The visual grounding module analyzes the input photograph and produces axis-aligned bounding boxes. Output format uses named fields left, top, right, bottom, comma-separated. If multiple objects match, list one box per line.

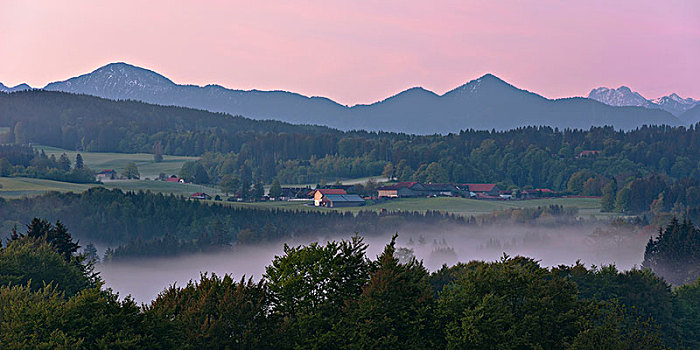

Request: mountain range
left=1, top=62, right=693, bottom=133
left=588, top=86, right=699, bottom=122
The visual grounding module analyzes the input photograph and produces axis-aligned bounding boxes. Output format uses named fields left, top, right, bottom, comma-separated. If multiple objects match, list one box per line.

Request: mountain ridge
left=19, top=62, right=685, bottom=133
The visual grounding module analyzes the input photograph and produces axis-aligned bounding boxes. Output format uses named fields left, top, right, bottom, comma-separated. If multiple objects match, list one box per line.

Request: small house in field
left=313, top=189, right=347, bottom=206
left=464, top=184, right=501, bottom=197
left=96, top=169, right=117, bottom=181
left=319, top=194, right=365, bottom=208
left=191, top=192, right=211, bottom=200
left=377, top=182, right=425, bottom=198
left=166, top=175, right=184, bottom=183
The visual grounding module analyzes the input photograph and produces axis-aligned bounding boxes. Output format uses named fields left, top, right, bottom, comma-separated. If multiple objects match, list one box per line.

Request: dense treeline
left=643, top=218, right=700, bottom=285
left=1, top=223, right=698, bottom=349
left=0, top=144, right=95, bottom=183
left=0, top=187, right=468, bottom=259
left=194, top=124, right=700, bottom=187
left=603, top=175, right=700, bottom=222
left=3, top=90, right=700, bottom=189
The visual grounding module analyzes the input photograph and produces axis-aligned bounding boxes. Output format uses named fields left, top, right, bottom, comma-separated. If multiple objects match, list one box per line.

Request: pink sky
left=1, top=0, right=698, bottom=105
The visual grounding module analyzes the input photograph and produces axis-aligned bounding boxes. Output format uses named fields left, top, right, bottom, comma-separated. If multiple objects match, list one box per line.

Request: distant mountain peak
left=44, top=61, right=176, bottom=98
left=589, top=86, right=698, bottom=118
left=86, top=61, right=175, bottom=85
left=588, top=86, right=651, bottom=108
left=445, top=73, right=511, bottom=96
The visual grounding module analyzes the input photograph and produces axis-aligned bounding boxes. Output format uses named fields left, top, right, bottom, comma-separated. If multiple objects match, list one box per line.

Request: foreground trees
left=643, top=218, right=700, bottom=285
left=2, top=218, right=699, bottom=348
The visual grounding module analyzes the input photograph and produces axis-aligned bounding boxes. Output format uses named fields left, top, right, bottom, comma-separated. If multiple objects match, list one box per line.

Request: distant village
left=96, top=167, right=562, bottom=208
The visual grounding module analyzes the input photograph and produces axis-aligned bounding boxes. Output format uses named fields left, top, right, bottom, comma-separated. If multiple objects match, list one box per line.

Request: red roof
left=97, top=169, right=116, bottom=175
left=466, top=184, right=497, bottom=192
left=315, top=189, right=347, bottom=195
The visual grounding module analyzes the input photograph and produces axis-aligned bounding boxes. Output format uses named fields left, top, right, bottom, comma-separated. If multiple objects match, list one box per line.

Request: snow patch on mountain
left=589, top=86, right=699, bottom=119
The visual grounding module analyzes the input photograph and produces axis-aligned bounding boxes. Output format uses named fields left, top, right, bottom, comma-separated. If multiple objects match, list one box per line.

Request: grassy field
left=0, top=177, right=222, bottom=198
left=37, top=146, right=197, bottom=179
left=218, top=196, right=607, bottom=218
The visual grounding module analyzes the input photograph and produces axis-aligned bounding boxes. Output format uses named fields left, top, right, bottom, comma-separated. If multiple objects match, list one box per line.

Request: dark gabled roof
left=322, top=194, right=365, bottom=202
left=97, top=169, right=116, bottom=174
left=378, top=182, right=420, bottom=190
left=421, top=183, right=457, bottom=191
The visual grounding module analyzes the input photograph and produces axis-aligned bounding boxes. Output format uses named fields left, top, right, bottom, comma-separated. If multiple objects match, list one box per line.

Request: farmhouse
left=319, top=194, right=365, bottom=208
left=166, top=175, right=184, bottom=183
left=190, top=192, right=211, bottom=200
left=377, top=182, right=425, bottom=198
left=96, top=169, right=117, bottom=181
left=313, top=189, right=348, bottom=206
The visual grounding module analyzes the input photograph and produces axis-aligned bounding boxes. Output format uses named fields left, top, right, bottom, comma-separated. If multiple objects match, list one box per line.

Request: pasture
left=37, top=145, right=196, bottom=179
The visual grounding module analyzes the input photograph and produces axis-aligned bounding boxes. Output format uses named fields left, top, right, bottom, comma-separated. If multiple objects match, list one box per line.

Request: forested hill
left=0, top=90, right=336, bottom=154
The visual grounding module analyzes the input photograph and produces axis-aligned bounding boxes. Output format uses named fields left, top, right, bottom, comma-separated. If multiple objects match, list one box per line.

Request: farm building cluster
left=263, top=182, right=556, bottom=208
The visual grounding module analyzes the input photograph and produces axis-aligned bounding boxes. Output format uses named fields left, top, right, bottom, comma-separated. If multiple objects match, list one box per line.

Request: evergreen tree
left=58, top=153, right=72, bottom=172
left=643, top=218, right=700, bottom=285
left=75, top=153, right=84, bottom=169
left=253, top=181, right=265, bottom=200
left=342, top=234, right=439, bottom=349
left=268, top=178, right=282, bottom=198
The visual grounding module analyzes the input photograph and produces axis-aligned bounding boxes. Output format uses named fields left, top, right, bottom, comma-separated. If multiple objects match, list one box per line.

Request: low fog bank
left=99, top=223, right=650, bottom=304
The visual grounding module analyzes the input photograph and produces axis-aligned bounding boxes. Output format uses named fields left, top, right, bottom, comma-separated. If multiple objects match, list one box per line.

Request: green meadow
left=37, top=145, right=197, bottom=179
left=0, top=177, right=222, bottom=199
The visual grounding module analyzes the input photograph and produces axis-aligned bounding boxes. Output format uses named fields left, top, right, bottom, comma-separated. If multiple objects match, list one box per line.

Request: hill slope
left=0, top=90, right=336, bottom=154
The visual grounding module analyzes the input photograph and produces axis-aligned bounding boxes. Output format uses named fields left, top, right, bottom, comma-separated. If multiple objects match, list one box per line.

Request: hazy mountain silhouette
left=42, top=62, right=682, bottom=133
left=0, top=82, right=32, bottom=93
left=680, top=104, right=700, bottom=125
